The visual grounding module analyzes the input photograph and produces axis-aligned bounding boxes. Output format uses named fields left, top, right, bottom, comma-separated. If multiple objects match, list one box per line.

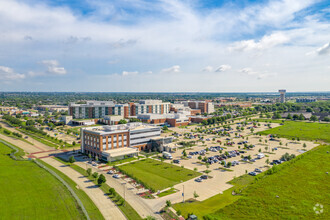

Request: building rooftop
left=102, top=147, right=138, bottom=157
left=82, top=122, right=158, bottom=135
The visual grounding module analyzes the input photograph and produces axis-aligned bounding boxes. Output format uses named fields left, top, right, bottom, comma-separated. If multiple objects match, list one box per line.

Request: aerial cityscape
left=0, top=0, right=329, bottom=220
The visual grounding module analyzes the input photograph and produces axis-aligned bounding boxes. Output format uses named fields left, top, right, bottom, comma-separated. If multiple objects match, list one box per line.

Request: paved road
left=43, top=157, right=126, bottom=220
left=0, top=120, right=53, bottom=152
left=76, top=162, right=162, bottom=219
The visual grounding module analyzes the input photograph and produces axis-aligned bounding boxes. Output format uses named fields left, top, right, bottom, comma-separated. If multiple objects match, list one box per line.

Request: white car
left=107, top=170, right=114, bottom=174
left=113, top=174, right=120, bottom=179
left=255, top=168, right=262, bottom=173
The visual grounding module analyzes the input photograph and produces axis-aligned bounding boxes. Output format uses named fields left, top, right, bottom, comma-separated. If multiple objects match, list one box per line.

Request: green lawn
left=205, top=144, right=330, bottom=219
left=0, top=143, right=85, bottom=219
left=173, top=175, right=255, bottom=218
left=259, top=121, right=330, bottom=143
left=54, top=157, right=142, bottom=220
left=118, top=159, right=200, bottom=191
left=37, top=159, right=104, bottom=220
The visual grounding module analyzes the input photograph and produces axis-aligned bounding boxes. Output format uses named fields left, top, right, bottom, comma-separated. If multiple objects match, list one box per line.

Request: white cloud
left=316, top=42, right=330, bottom=55
left=215, top=65, right=231, bottom=72
left=239, top=67, right=276, bottom=79
left=229, top=33, right=289, bottom=52
left=122, top=71, right=138, bottom=76
left=202, top=66, right=213, bottom=72
left=108, top=59, right=120, bottom=64
left=0, top=66, right=25, bottom=80
left=161, top=65, right=180, bottom=73
left=239, top=68, right=258, bottom=75
left=40, top=60, right=67, bottom=75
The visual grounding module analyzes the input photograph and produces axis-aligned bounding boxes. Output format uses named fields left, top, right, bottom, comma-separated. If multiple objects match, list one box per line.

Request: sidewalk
left=76, top=161, right=161, bottom=219
left=42, top=157, right=126, bottom=220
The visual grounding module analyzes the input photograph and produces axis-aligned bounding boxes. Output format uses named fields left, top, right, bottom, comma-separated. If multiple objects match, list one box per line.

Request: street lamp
left=122, top=182, right=127, bottom=206
left=180, top=180, right=184, bottom=203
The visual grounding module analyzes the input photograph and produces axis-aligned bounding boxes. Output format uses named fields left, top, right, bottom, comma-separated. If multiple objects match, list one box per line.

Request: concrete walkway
left=42, top=157, right=126, bottom=220
left=76, top=161, right=161, bottom=219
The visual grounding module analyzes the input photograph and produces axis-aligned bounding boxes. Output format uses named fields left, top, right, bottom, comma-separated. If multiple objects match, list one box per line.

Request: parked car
left=173, top=159, right=180, bottom=164
left=195, top=178, right=202, bottom=182
left=107, top=170, right=114, bottom=174
left=255, top=168, right=262, bottom=173
left=249, top=172, right=257, bottom=176
left=201, top=175, right=208, bottom=179
left=112, top=174, right=120, bottom=179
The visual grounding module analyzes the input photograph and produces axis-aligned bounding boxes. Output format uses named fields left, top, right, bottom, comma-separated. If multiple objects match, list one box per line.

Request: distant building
left=175, top=100, right=215, bottom=114
left=296, top=98, right=317, bottom=103
left=80, top=122, right=162, bottom=160
left=69, top=100, right=170, bottom=119
left=278, top=90, right=286, bottom=103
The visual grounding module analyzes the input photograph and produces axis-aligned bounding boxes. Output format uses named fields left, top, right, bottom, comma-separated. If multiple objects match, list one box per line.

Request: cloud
left=161, top=65, right=180, bottom=73
left=239, top=67, right=276, bottom=79
left=108, top=59, right=120, bottom=64
left=122, top=71, right=138, bottom=76
left=229, top=33, right=289, bottom=52
left=202, top=66, right=213, bottom=72
left=110, top=39, right=137, bottom=49
left=0, top=66, right=25, bottom=80
left=316, top=42, right=330, bottom=55
left=215, top=65, right=231, bottom=72
left=40, top=60, right=67, bottom=75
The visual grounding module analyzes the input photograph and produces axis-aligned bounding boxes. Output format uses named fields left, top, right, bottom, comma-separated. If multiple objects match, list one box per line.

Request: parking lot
left=158, top=122, right=318, bottom=202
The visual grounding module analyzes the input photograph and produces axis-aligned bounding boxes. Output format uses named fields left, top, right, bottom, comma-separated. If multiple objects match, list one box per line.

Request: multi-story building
left=69, top=100, right=170, bottom=119
left=176, top=100, right=215, bottom=114
left=129, top=100, right=170, bottom=116
left=81, top=122, right=161, bottom=161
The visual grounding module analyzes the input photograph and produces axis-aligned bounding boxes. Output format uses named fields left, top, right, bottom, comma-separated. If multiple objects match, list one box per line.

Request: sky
left=0, top=0, right=329, bottom=92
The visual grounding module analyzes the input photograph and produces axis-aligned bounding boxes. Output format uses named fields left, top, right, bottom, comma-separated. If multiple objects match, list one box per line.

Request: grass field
left=258, top=121, right=330, bottom=143
left=37, top=159, right=104, bottom=220
left=173, top=175, right=255, bottom=218
left=0, top=143, right=85, bottom=219
left=118, top=159, right=200, bottom=191
left=204, top=144, right=330, bottom=219
left=54, top=157, right=142, bottom=220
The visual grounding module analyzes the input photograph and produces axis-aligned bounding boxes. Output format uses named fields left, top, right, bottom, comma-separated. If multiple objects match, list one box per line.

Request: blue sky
left=0, top=0, right=329, bottom=92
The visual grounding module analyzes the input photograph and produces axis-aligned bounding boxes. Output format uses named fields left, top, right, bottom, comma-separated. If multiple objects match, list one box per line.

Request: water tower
left=278, top=90, right=286, bottom=103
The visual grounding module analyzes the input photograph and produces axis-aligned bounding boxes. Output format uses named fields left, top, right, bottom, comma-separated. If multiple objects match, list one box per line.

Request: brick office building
left=81, top=123, right=161, bottom=161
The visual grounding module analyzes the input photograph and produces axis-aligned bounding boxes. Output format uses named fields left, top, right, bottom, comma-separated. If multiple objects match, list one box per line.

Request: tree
left=183, top=149, right=187, bottom=157
left=176, top=210, right=182, bottom=216
left=193, top=191, right=199, bottom=199
left=194, top=167, right=197, bottom=172
left=69, top=156, right=75, bottom=164
left=258, top=149, right=261, bottom=153
left=303, top=143, right=307, bottom=148
left=109, top=187, right=116, bottom=195
left=98, top=174, right=106, bottom=185
left=162, top=125, right=169, bottom=131
left=266, top=159, right=270, bottom=164
left=250, top=128, right=254, bottom=133
left=86, top=168, right=92, bottom=176
left=227, top=161, right=232, bottom=168
left=118, top=119, right=127, bottom=124
left=166, top=200, right=171, bottom=207
left=92, top=172, right=99, bottom=179
left=72, top=141, right=76, bottom=146
left=310, top=115, right=317, bottom=122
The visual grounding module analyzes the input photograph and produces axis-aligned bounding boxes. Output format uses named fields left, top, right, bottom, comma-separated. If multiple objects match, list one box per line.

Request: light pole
left=181, top=180, right=184, bottom=203
left=122, top=182, right=126, bottom=206
left=183, top=184, right=185, bottom=203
